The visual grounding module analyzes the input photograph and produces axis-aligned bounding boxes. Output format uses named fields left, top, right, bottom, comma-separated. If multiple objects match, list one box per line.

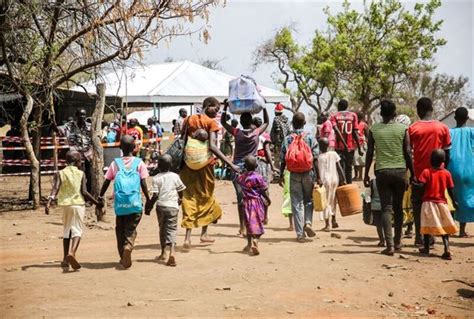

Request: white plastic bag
left=228, top=75, right=265, bottom=114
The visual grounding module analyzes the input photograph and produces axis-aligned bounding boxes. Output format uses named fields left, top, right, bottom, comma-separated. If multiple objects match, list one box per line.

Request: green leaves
left=254, top=0, right=447, bottom=116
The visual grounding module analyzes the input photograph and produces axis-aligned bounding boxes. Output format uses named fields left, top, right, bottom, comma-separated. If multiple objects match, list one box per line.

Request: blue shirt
left=280, top=129, right=319, bottom=169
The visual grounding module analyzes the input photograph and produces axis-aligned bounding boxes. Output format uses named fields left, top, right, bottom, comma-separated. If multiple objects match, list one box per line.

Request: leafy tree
left=323, top=0, right=446, bottom=114
left=253, top=27, right=338, bottom=114
left=199, top=58, right=225, bottom=71
left=401, top=72, right=471, bottom=118
left=0, top=0, right=221, bottom=208
left=254, top=0, right=447, bottom=117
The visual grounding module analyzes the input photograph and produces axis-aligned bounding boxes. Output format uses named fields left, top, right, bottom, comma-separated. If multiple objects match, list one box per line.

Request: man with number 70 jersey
left=330, top=99, right=362, bottom=184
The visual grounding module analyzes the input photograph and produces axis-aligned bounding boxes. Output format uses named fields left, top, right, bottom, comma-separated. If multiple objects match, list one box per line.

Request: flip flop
left=441, top=252, right=452, bottom=260
left=121, top=248, right=132, bottom=268
left=166, top=256, right=177, bottom=267
left=66, top=255, right=81, bottom=270
left=304, top=225, right=316, bottom=238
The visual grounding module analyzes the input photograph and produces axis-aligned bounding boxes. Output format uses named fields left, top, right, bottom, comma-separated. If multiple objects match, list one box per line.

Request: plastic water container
left=336, top=184, right=363, bottom=217
left=313, top=186, right=327, bottom=212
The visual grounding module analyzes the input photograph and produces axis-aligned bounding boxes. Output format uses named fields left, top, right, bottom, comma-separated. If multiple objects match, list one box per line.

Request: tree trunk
left=20, top=95, right=40, bottom=209
left=29, top=105, right=43, bottom=200
left=91, top=83, right=106, bottom=221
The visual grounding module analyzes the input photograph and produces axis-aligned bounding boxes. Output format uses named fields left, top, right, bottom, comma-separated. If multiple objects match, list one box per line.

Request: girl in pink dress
left=236, top=155, right=271, bottom=256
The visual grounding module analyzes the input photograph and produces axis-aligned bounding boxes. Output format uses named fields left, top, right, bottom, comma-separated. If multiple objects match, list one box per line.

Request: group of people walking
left=46, top=95, right=473, bottom=270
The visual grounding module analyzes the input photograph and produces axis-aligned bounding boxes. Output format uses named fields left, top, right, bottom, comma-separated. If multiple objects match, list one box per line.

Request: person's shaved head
left=120, top=134, right=135, bottom=154
left=244, top=155, right=258, bottom=171
left=158, top=154, right=173, bottom=172
left=292, top=112, right=306, bottom=129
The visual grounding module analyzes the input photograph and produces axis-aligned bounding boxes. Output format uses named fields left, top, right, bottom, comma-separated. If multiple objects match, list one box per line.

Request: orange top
left=186, top=114, right=220, bottom=136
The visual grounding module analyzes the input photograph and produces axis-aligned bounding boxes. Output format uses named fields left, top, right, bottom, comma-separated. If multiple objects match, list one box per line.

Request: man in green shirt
left=364, top=100, right=414, bottom=256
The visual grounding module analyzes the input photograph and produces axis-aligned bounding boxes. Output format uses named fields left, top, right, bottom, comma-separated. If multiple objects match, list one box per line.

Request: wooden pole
left=91, top=83, right=106, bottom=221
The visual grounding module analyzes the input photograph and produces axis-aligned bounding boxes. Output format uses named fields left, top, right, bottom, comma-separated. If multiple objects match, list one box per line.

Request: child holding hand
left=418, top=149, right=458, bottom=260
left=236, top=155, right=271, bottom=256
left=45, top=150, right=99, bottom=270
left=145, top=154, right=186, bottom=267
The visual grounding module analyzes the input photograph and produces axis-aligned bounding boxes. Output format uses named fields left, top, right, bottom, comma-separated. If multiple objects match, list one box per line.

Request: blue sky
left=144, top=0, right=473, bottom=97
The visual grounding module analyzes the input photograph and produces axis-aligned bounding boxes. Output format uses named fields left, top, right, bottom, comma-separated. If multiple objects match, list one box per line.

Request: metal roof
left=75, top=61, right=289, bottom=105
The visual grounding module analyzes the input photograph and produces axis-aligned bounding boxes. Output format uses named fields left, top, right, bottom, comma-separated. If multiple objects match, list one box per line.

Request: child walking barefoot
left=316, top=138, right=346, bottom=231
left=236, top=155, right=271, bottom=256
left=145, top=154, right=186, bottom=267
left=45, top=150, right=99, bottom=270
left=418, top=149, right=458, bottom=260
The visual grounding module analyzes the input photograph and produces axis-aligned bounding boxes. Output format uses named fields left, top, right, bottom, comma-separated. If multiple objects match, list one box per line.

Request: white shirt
left=151, top=172, right=186, bottom=209
left=317, top=151, right=341, bottom=184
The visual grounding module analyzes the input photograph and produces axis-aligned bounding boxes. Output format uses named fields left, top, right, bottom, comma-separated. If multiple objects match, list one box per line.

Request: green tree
left=324, top=0, right=446, bottom=114
left=401, top=72, right=471, bottom=118
left=253, top=27, right=339, bottom=114
left=0, top=0, right=221, bottom=208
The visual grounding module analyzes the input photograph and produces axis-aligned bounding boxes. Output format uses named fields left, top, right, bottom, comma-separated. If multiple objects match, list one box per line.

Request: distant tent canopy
left=74, top=60, right=290, bottom=106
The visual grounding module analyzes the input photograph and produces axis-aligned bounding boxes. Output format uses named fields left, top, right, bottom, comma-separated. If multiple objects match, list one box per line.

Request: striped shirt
left=370, top=122, right=406, bottom=171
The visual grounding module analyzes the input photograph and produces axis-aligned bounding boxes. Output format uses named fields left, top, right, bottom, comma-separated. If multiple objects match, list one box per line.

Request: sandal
left=441, top=252, right=452, bottom=260
left=418, top=247, right=430, bottom=255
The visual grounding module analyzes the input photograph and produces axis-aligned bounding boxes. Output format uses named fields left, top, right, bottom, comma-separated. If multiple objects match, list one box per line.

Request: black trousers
left=115, top=213, right=142, bottom=258
left=375, top=168, right=406, bottom=248
left=83, top=158, right=92, bottom=194
left=336, top=150, right=355, bottom=184
left=411, top=182, right=424, bottom=242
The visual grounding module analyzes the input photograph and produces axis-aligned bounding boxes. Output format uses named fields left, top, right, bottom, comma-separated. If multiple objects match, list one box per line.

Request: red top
left=358, top=121, right=368, bottom=144
left=418, top=167, right=454, bottom=204
left=330, top=111, right=359, bottom=151
left=408, top=121, right=451, bottom=179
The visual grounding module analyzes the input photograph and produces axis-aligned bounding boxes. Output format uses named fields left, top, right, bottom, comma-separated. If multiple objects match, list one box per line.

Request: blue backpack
left=113, top=157, right=142, bottom=215
left=106, top=129, right=117, bottom=143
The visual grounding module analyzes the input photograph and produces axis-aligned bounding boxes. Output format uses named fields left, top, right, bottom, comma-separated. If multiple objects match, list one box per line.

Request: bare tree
left=0, top=0, right=222, bottom=208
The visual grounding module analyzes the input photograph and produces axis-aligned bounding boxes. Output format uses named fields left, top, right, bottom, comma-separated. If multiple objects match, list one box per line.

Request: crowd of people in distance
left=45, top=95, right=473, bottom=270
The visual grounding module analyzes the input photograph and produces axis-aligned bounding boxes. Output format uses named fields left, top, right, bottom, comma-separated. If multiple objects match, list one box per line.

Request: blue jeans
left=290, top=171, right=314, bottom=237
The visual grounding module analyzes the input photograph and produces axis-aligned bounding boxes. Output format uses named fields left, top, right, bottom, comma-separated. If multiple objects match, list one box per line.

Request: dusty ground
left=0, top=176, right=473, bottom=318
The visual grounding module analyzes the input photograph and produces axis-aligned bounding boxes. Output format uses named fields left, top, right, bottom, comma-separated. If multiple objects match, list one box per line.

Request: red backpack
left=285, top=133, right=314, bottom=173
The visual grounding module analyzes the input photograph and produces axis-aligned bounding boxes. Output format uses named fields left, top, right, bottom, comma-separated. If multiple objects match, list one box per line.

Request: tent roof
left=75, top=61, right=289, bottom=105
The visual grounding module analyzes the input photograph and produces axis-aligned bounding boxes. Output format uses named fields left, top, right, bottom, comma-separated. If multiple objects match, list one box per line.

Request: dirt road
left=1, top=180, right=472, bottom=317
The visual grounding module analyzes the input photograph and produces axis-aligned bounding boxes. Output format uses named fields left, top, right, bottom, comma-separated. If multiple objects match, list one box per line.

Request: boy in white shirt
left=145, top=154, right=186, bottom=267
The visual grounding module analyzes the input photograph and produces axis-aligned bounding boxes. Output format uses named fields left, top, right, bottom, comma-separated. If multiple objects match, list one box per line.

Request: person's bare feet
left=321, top=226, right=330, bottom=232
left=287, top=226, right=294, bottom=231
left=331, top=221, right=339, bottom=229
left=166, top=255, right=177, bottom=267
left=183, top=240, right=191, bottom=250
left=459, top=232, right=471, bottom=238
left=237, top=229, right=246, bottom=238
left=60, top=259, right=69, bottom=268
left=263, top=217, right=268, bottom=225
left=250, top=240, right=259, bottom=256
left=66, top=254, right=81, bottom=270
left=377, top=241, right=386, bottom=247
left=200, top=235, right=215, bottom=243
left=158, top=252, right=167, bottom=261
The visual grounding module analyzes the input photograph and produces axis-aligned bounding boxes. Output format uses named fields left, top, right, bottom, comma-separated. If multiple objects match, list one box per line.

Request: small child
left=145, top=154, right=186, bottom=267
left=45, top=150, right=99, bottom=270
left=98, top=135, right=150, bottom=269
left=364, top=178, right=386, bottom=247
left=236, top=155, right=271, bottom=256
left=192, top=128, right=209, bottom=142
left=316, top=138, right=346, bottom=231
left=418, top=149, right=458, bottom=260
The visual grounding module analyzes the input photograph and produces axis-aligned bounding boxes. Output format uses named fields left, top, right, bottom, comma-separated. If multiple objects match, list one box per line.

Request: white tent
left=75, top=60, right=289, bottom=105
